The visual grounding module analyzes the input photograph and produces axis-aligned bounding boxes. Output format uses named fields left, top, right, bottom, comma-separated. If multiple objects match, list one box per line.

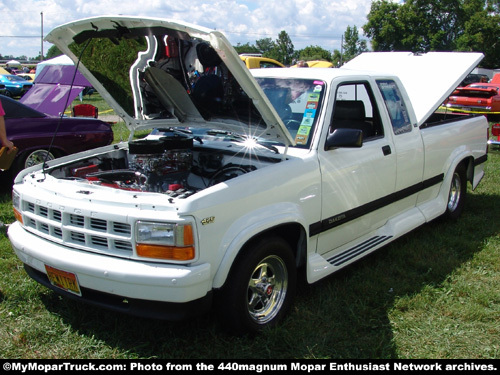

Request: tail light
left=491, top=123, right=500, bottom=138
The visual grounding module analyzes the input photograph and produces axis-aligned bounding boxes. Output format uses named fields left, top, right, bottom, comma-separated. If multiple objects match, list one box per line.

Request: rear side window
left=377, top=80, right=412, bottom=135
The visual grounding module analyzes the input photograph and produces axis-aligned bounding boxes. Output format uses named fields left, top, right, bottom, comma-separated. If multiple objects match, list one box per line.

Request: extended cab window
left=376, top=80, right=412, bottom=135
left=330, top=82, right=383, bottom=140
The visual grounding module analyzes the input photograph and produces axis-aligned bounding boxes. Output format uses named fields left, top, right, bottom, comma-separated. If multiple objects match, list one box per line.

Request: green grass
left=0, top=131, right=499, bottom=359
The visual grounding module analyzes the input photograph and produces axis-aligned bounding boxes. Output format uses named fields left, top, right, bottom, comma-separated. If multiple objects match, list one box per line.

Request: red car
left=1, top=94, right=113, bottom=177
left=446, top=74, right=500, bottom=121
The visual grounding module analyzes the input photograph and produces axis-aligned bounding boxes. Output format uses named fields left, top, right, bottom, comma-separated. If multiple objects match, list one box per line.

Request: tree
left=331, top=25, right=368, bottom=66
left=363, top=0, right=499, bottom=67
left=234, top=42, right=260, bottom=55
left=456, top=1, right=500, bottom=68
left=297, top=45, right=332, bottom=62
left=363, top=0, right=405, bottom=51
left=45, top=45, right=63, bottom=60
left=255, top=37, right=276, bottom=55
left=268, top=30, right=295, bottom=66
left=342, top=26, right=368, bottom=62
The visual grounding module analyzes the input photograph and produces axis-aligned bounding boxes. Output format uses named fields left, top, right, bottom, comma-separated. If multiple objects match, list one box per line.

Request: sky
left=0, top=0, right=374, bottom=59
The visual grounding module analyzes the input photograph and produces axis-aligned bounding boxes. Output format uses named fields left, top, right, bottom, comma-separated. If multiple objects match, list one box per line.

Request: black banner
left=1, top=359, right=498, bottom=374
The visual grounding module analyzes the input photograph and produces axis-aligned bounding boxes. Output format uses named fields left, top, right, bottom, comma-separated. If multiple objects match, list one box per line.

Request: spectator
left=0, top=99, right=14, bottom=150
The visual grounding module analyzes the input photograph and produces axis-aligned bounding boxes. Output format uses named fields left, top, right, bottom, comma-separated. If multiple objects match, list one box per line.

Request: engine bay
left=46, top=129, right=282, bottom=199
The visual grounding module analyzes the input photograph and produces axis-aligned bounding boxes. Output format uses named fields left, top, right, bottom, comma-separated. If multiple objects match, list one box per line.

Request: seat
left=73, top=104, right=98, bottom=118
left=332, top=100, right=372, bottom=138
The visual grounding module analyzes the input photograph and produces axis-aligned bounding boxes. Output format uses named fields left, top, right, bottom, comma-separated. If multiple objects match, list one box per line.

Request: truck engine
left=57, top=130, right=279, bottom=199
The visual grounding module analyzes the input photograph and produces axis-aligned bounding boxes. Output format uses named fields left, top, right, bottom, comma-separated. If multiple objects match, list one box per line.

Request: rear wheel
left=443, top=164, right=467, bottom=220
left=218, top=236, right=296, bottom=334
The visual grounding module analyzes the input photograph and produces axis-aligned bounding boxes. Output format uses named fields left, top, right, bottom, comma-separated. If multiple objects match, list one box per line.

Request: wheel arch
left=212, top=221, right=307, bottom=290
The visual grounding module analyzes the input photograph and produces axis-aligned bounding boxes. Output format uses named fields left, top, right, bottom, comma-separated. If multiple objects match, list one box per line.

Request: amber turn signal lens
left=136, top=244, right=195, bottom=261
left=13, top=207, right=23, bottom=224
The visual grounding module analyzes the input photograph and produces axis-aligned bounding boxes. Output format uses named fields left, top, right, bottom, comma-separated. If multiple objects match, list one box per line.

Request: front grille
left=21, top=200, right=133, bottom=255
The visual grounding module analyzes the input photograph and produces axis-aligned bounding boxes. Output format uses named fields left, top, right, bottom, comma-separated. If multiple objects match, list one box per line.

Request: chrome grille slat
left=20, top=201, right=133, bottom=255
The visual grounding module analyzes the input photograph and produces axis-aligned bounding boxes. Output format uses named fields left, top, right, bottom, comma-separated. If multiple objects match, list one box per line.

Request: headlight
left=135, top=221, right=195, bottom=261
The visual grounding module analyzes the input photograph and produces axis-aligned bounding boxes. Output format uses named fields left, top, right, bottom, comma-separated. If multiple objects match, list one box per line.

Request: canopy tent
left=6, top=60, right=22, bottom=68
left=34, top=55, right=74, bottom=79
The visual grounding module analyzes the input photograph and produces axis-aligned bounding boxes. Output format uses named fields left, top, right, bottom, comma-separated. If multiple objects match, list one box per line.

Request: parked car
left=239, top=54, right=284, bottom=69
left=459, top=73, right=490, bottom=87
left=446, top=81, right=500, bottom=121
left=0, top=74, right=33, bottom=97
left=16, top=73, right=36, bottom=82
left=0, top=95, right=114, bottom=177
left=291, top=60, right=334, bottom=68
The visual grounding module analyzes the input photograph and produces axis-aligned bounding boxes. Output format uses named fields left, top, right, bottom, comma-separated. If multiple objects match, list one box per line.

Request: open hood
left=45, top=16, right=295, bottom=146
left=343, top=52, right=484, bottom=126
left=20, top=64, right=91, bottom=116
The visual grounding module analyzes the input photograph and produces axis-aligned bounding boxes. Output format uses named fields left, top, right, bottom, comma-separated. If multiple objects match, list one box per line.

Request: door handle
left=382, top=145, right=392, bottom=156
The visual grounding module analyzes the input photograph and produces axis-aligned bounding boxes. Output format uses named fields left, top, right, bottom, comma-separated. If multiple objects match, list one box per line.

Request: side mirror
left=325, top=128, right=363, bottom=150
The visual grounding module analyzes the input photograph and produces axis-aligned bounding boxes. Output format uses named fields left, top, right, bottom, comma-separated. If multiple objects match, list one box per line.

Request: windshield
left=256, top=77, right=325, bottom=148
left=151, top=77, right=325, bottom=150
left=468, top=84, right=499, bottom=91
left=4, top=75, right=26, bottom=82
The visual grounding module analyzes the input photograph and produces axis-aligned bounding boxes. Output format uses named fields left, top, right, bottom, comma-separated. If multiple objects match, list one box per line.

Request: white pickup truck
left=8, top=17, right=489, bottom=333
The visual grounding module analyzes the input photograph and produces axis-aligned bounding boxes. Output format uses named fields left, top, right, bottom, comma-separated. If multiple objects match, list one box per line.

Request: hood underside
left=45, top=16, right=295, bottom=145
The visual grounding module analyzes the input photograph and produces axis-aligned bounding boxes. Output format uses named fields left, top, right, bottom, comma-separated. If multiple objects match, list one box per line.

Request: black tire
left=218, top=236, right=296, bottom=334
left=443, top=164, right=467, bottom=220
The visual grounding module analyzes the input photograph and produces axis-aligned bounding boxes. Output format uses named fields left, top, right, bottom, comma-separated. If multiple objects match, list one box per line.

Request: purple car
left=1, top=95, right=113, bottom=177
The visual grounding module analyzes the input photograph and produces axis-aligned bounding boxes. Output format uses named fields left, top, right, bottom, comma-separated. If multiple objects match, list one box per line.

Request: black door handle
left=382, top=145, right=392, bottom=156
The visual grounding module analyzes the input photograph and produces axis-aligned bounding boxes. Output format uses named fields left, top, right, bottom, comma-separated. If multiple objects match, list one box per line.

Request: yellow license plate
left=45, top=265, right=82, bottom=296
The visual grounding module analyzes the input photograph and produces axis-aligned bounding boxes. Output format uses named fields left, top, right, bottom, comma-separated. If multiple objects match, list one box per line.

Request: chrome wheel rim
left=25, top=150, right=55, bottom=169
left=247, top=255, right=288, bottom=324
left=448, top=172, right=461, bottom=212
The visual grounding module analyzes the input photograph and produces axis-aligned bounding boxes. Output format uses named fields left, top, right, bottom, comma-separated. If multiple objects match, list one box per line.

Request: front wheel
left=218, top=236, right=296, bottom=334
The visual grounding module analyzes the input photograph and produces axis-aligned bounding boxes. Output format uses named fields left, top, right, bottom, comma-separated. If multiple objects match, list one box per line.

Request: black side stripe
left=309, top=173, right=444, bottom=237
left=327, top=235, right=393, bottom=266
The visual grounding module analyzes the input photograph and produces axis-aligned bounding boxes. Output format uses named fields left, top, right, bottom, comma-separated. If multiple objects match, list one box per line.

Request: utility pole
left=40, top=12, right=44, bottom=62
left=340, top=34, right=343, bottom=67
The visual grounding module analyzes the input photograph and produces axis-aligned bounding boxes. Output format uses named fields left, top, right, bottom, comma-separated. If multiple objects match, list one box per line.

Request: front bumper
left=8, top=221, right=213, bottom=320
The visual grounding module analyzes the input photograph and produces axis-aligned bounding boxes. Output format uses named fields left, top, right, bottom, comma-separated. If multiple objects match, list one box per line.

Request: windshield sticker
left=306, top=101, right=318, bottom=110
left=295, top=92, right=321, bottom=145
left=308, top=93, right=320, bottom=102
left=295, top=125, right=312, bottom=145
left=301, top=109, right=316, bottom=126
